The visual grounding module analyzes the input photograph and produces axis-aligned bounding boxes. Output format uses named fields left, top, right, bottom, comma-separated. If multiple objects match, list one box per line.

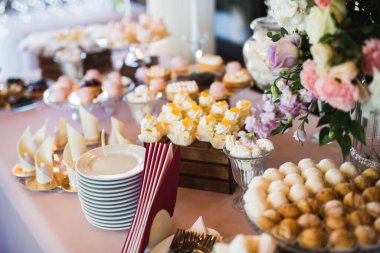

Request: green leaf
left=271, top=124, right=285, bottom=136
left=340, top=134, right=352, bottom=160
left=349, top=120, right=366, bottom=144
left=280, top=27, right=288, bottom=36
left=331, top=110, right=351, bottom=127
left=272, top=34, right=282, bottom=42
left=267, top=32, right=273, bottom=38
left=319, top=127, right=333, bottom=145
left=317, top=115, right=331, bottom=127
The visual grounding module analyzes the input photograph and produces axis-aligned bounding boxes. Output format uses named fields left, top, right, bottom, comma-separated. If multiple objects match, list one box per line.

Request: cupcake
left=170, top=56, right=189, bottom=78
left=186, top=104, right=204, bottom=123
left=237, top=100, right=252, bottom=126
left=225, top=61, right=242, bottom=73
left=196, top=54, right=224, bottom=72
left=223, top=107, right=240, bottom=132
left=196, top=114, right=216, bottom=142
left=173, top=91, right=190, bottom=108
left=209, top=81, right=228, bottom=100
left=181, top=98, right=197, bottom=114
left=145, top=65, right=171, bottom=83
left=138, top=114, right=164, bottom=143
left=198, top=91, right=215, bottom=113
left=223, top=69, right=252, bottom=89
left=211, top=101, right=229, bottom=121
left=158, top=107, right=182, bottom=135
left=167, top=117, right=196, bottom=146
left=210, top=119, right=232, bottom=149
left=165, top=81, right=199, bottom=101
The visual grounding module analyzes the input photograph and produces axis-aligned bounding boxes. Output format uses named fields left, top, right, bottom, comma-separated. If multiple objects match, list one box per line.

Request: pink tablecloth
left=0, top=90, right=341, bottom=253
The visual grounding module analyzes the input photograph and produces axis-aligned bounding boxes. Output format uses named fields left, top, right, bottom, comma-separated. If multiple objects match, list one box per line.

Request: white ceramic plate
left=84, top=213, right=134, bottom=225
left=85, top=218, right=130, bottom=231
left=78, top=178, right=142, bottom=195
left=78, top=192, right=139, bottom=205
left=79, top=196, right=138, bottom=210
left=77, top=174, right=142, bottom=190
left=76, top=170, right=143, bottom=185
left=81, top=202, right=138, bottom=214
left=78, top=184, right=141, bottom=199
left=82, top=206, right=136, bottom=220
left=85, top=215, right=132, bottom=229
left=76, top=144, right=145, bottom=180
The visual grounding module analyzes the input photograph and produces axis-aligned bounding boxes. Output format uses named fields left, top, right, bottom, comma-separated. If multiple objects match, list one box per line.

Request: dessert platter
left=244, top=158, right=380, bottom=252
left=43, top=69, right=135, bottom=110
left=0, top=78, right=49, bottom=113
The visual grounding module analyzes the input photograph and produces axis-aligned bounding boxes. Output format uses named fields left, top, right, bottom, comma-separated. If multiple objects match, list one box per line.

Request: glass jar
left=243, top=15, right=280, bottom=91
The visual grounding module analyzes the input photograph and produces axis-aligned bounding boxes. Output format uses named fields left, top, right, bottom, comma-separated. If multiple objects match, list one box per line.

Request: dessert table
left=0, top=89, right=341, bottom=253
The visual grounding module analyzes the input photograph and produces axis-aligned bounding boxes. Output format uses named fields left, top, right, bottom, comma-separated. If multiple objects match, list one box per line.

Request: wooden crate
left=38, top=49, right=113, bottom=80
left=147, top=137, right=237, bottom=194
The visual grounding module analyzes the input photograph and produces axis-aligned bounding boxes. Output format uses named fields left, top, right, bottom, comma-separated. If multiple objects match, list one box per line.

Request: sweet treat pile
left=213, top=233, right=276, bottom=253
left=244, top=158, right=380, bottom=251
left=196, top=54, right=224, bottom=72
left=165, top=81, right=199, bottom=101
left=139, top=92, right=253, bottom=148
left=224, top=135, right=274, bottom=159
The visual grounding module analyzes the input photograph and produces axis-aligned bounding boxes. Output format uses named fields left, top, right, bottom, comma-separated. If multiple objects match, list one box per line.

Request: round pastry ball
left=366, top=202, right=380, bottom=218
left=284, top=173, right=304, bottom=186
left=296, top=198, right=321, bottom=214
left=347, top=210, right=373, bottom=226
left=297, top=213, right=321, bottom=228
left=245, top=200, right=270, bottom=219
left=354, top=225, right=378, bottom=246
left=317, top=158, right=337, bottom=173
left=329, top=229, right=356, bottom=250
left=376, top=179, right=380, bottom=187
left=277, top=203, right=301, bottom=219
left=263, top=168, right=284, bottom=182
left=315, top=188, right=337, bottom=203
left=289, top=184, right=310, bottom=202
left=374, top=217, right=380, bottom=233
left=298, top=228, right=327, bottom=249
left=302, top=167, right=323, bottom=180
left=325, top=216, right=347, bottom=231
left=305, top=176, right=325, bottom=194
left=339, top=161, right=358, bottom=179
left=267, top=191, right=289, bottom=209
left=363, top=167, right=380, bottom=181
left=343, top=192, right=365, bottom=209
left=363, top=186, right=380, bottom=202
left=323, top=200, right=345, bottom=217
left=248, top=176, right=269, bottom=191
left=334, top=182, right=353, bottom=198
left=298, top=158, right=316, bottom=171
left=279, top=162, right=300, bottom=175
left=353, top=175, right=372, bottom=192
left=325, top=168, right=345, bottom=185
left=274, top=218, right=301, bottom=241
left=255, top=209, right=281, bottom=230
left=268, top=181, right=289, bottom=195
left=243, top=187, right=267, bottom=204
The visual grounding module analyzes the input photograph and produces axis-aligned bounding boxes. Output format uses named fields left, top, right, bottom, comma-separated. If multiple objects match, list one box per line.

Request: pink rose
left=268, top=35, right=299, bottom=71
left=363, top=39, right=380, bottom=76
left=315, top=75, right=359, bottom=111
left=315, top=0, right=331, bottom=8
left=300, top=60, right=319, bottom=97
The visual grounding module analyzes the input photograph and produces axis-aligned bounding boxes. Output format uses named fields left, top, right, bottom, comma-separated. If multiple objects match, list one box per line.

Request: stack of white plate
left=76, top=144, right=145, bottom=230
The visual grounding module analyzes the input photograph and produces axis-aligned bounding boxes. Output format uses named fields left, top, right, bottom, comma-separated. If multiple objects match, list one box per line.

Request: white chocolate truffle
left=248, top=176, right=269, bottom=191
left=302, top=167, right=323, bottom=179
left=317, top=158, right=337, bottom=172
left=263, top=168, right=284, bottom=182
left=325, top=168, right=345, bottom=185
left=298, top=158, right=316, bottom=171
left=284, top=173, right=304, bottom=186
left=289, top=184, right=310, bottom=202
left=377, top=179, right=380, bottom=187
left=279, top=162, right=300, bottom=175
left=244, top=187, right=267, bottom=203
left=339, top=161, right=358, bottom=179
left=305, top=176, right=325, bottom=194
left=269, top=181, right=290, bottom=195
left=267, top=191, right=289, bottom=209
left=256, top=139, right=274, bottom=153
left=245, top=200, right=270, bottom=219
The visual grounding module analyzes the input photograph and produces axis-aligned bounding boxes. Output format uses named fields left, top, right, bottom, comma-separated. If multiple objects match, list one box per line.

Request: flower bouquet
left=243, top=0, right=380, bottom=160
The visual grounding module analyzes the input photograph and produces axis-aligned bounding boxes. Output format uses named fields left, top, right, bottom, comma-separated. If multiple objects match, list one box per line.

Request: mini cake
left=236, top=100, right=252, bottom=126
left=223, top=107, right=240, bottom=132
left=157, top=107, right=182, bottom=135
left=209, top=81, right=229, bottom=100
left=196, top=114, right=216, bottom=142
left=223, top=69, right=252, bottom=89
left=165, top=81, right=199, bottom=101
left=167, top=117, right=196, bottom=146
left=138, top=114, right=164, bottom=143
left=211, top=101, right=229, bottom=121
left=149, top=77, right=166, bottom=93
left=198, top=91, right=215, bottom=113
left=126, top=85, right=155, bottom=103
left=225, top=61, right=242, bottom=74
left=145, top=65, right=171, bottom=82
left=210, top=119, right=232, bottom=149
left=186, top=104, right=204, bottom=123
left=170, top=56, right=189, bottom=78
left=196, top=54, right=223, bottom=72
left=173, top=91, right=191, bottom=108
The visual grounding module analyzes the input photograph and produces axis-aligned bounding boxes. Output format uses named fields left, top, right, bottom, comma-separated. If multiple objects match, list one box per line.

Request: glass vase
left=350, top=106, right=380, bottom=171
left=223, top=147, right=270, bottom=211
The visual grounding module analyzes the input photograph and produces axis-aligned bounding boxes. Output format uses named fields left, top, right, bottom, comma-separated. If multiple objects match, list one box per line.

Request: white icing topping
left=166, top=81, right=199, bottom=93
left=198, top=54, right=223, bottom=66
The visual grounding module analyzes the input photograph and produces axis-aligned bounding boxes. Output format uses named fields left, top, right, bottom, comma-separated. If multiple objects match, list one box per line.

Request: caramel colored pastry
left=278, top=162, right=299, bottom=175
left=268, top=180, right=289, bottom=195
left=353, top=175, right=372, bottom=192
left=317, top=158, right=337, bottom=173
left=296, top=198, right=321, bottom=214
left=325, top=216, right=348, bottom=231
left=284, top=173, right=304, bottom=186
left=288, top=184, right=309, bottom=202
left=343, top=192, right=365, bottom=209
left=363, top=167, right=380, bottom=182
left=366, top=202, right=380, bottom=218
left=354, top=225, right=378, bottom=246
left=339, top=161, right=358, bottom=179
left=329, top=229, right=356, bottom=250
left=334, top=182, right=353, bottom=198
left=298, top=228, right=327, bottom=249
left=325, top=168, right=346, bottom=185
left=374, top=217, right=380, bottom=233
left=267, top=191, right=289, bottom=210
left=255, top=209, right=281, bottom=230
left=305, top=176, right=324, bottom=194
left=297, top=213, right=321, bottom=228
left=263, top=168, right=284, bottom=182
left=302, top=167, right=323, bottom=179
left=223, top=69, right=252, bottom=89
left=297, top=158, right=316, bottom=172
left=274, top=218, right=301, bottom=241
left=323, top=200, right=345, bottom=217
left=363, top=186, right=380, bottom=202
left=145, top=65, right=171, bottom=82
left=277, top=204, right=301, bottom=219
left=347, top=210, right=373, bottom=226
left=315, top=188, right=337, bottom=203
left=249, top=176, right=270, bottom=191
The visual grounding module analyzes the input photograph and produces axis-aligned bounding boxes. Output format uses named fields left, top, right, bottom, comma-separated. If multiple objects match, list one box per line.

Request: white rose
left=329, top=62, right=358, bottom=81
left=363, top=69, right=380, bottom=113
left=311, top=43, right=334, bottom=66
left=306, top=7, right=337, bottom=44
left=330, top=0, right=347, bottom=23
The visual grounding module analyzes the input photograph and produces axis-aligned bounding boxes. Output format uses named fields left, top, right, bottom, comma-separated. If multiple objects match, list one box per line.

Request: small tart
left=145, top=65, right=171, bottom=82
